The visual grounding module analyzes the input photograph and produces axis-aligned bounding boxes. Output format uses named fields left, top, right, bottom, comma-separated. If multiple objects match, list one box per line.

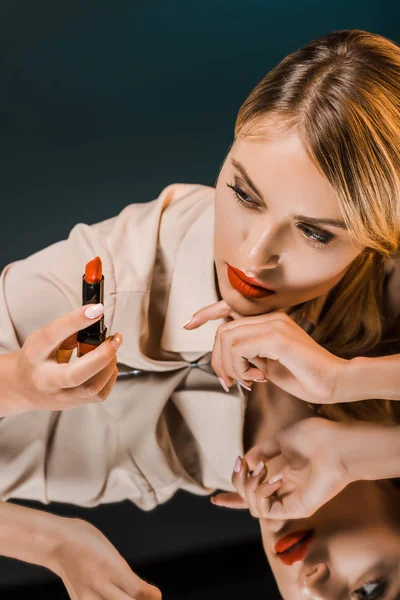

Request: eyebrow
left=231, top=157, right=348, bottom=230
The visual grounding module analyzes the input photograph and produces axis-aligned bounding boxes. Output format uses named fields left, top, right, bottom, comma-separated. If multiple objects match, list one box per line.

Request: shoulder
left=90, top=182, right=215, bottom=291
left=92, top=182, right=214, bottom=230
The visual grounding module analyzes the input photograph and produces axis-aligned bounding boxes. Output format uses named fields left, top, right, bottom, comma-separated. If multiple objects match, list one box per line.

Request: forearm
left=338, top=421, right=400, bottom=481
left=0, top=500, right=64, bottom=574
left=338, top=354, right=400, bottom=403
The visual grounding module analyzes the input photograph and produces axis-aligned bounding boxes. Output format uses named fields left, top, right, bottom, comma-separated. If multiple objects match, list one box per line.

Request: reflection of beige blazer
left=0, top=183, right=399, bottom=509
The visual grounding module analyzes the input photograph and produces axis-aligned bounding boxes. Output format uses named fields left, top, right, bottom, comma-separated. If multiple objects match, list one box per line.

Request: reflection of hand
left=52, top=518, right=161, bottom=600
left=10, top=304, right=123, bottom=415
left=183, top=300, right=348, bottom=404
left=211, top=417, right=353, bottom=520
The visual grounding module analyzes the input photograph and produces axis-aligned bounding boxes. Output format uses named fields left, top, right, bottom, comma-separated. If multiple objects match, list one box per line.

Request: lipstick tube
left=77, top=256, right=107, bottom=357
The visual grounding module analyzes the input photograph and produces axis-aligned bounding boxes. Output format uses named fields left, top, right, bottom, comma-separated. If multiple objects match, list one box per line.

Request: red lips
left=274, top=530, right=314, bottom=566
left=227, top=264, right=276, bottom=299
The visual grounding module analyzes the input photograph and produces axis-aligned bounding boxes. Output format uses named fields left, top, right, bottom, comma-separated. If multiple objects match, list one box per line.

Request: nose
left=246, top=224, right=280, bottom=272
left=298, top=563, right=330, bottom=599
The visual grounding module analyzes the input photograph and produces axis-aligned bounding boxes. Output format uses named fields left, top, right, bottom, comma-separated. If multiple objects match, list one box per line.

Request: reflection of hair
left=234, top=30, right=400, bottom=424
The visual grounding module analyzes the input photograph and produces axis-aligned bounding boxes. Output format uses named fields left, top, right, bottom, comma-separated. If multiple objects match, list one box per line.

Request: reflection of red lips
left=275, top=530, right=314, bottom=566
left=227, top=264, right=276, bottom=299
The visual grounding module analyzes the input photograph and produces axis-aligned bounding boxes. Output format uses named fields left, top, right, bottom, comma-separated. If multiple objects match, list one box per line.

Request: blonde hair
left=233, top=29, right=400, bottom=424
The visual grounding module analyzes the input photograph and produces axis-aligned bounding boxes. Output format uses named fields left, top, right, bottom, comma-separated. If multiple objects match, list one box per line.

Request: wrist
left=32, top=514, right=70, bottom=576
left=337, top=421, right=400, bottom=482
left=337, top=355, right=400, bottom=403
left=0, top=501, right=67, bottom=574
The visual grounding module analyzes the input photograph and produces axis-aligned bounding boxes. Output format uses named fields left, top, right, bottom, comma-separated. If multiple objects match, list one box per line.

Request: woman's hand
left=51, top=517, right=161, bottom=600
left=183, top=299, right=348, bottom=404
left=9, top=304, right=123, bottom=415
left=211, top=417, right=353, bottom=520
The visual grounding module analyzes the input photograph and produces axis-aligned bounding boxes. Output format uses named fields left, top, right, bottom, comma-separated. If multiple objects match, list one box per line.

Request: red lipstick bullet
left=77, top=256, right=107, bottom=356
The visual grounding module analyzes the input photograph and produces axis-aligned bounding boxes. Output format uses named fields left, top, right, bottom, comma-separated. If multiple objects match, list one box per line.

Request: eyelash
left=226, top=182, right=335, bottom=250
left=353, top=578, right=388, bottom=599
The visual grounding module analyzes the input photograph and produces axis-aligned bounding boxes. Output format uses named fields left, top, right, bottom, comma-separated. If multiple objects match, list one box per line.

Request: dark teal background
left=0, top=1, right=399, bottom=267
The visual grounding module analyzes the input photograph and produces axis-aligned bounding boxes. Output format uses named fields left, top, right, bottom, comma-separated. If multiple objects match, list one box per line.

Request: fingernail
left=84, top=303, right=104, bottom=319
left=234, top=456, right=242, bottom=473
left=110, top=334, right=122, bottom=350
left=237, top=380, right=252, bottom=391
left=253, top=378, right=268, bottom=382
left=218, top=377, right=230, bottom=392
left=268, top=474, right=283, bottom=485
left=181, top=318, right=193, bottom=329
left=252, top=461, right=265, bottom=477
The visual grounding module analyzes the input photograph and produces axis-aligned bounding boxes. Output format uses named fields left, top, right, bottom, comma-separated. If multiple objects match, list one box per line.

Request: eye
left=297, top=225, right=335, bottom=249
left=353, top=579, right=388, bottom=599
left=226, top=182, right=259, bottom=209
left=226, top=181, right=335, bottom=250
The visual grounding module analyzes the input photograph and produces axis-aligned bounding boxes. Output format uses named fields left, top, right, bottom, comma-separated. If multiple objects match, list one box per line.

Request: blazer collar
left=160, top=200, right=224, bottom=353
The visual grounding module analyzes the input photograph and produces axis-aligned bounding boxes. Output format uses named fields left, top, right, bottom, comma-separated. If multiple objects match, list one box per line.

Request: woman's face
left=260, top=480, right=400, bottom=599
left=214, top=126, right=366, bottom=315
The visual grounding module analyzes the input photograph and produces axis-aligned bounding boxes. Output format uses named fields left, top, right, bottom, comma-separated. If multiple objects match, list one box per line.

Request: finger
left=56, top=348, right=74, bottom=364
left=213, top=324, right=265, bottom=383
left=212, top=323, right=235, bottom=387
left=29, top=304, right=105, bottom=362
left=116, top=571, right=162, bottom=600
left=231, top=456, right=250, bottom=500
left=101, top=580, right=162, bottom=600
left=93, top=365, right=119, bottom=403
left=243, top=439, right=281, bottom=471
left=48, top=335, right=122, bottom=390
left=56, top=365, right=118, bottom=410
left=210, top=493, right=248, bottom=509
left=59, top=332, right=78, bottom=350
left=213, top=324, right=261, bottom=388
left=225, top=327, right=268, bottom=381
left=256, top=478, right=284, bottom=517
left=256, top=479, right=308, bottom=520
left=244, top=461, right=268, bottom=517
left=60, top=358, right=118, bottom=404
left=182, top=300, right=233, bottom=329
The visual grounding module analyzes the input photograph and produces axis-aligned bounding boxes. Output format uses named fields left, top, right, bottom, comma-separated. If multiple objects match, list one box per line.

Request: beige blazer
left=0, top=183, right=399, bottom=509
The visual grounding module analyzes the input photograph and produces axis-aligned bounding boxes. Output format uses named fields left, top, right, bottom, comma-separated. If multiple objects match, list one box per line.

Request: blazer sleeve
left=0, top=221, right=117, bottom=354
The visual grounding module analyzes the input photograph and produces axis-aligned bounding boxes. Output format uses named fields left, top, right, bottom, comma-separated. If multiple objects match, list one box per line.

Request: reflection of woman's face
left=260, top=480, right=400, bottom=599
left=213, top=125, right=365, bottom=316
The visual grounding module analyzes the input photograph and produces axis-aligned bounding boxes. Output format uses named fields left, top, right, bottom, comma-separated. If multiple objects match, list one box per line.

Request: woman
left=0, top=28, right=400, bottom=598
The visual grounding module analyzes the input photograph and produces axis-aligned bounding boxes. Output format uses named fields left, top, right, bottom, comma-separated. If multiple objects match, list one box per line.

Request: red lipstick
left=227, top=264, right=276, bottom=299
left=274, top=530, right=314, bottom=566
left=77, top=256, right=107, bottom=356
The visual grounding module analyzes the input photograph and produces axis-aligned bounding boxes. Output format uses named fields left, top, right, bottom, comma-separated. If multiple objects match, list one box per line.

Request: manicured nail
left=252, top=461, right=265, bottom=477
left=110, top=334, right=122, bottom=350
left=84, top=303, right=104, bottom=319
left=218, top=377, right=230, bottom=392
left=234, top=456, right=242, bottom=473
left=268, top=474, right=283, bottom=485
left=253, top=378, right=268, bottom=382
left=237, top=380, right=252, bottom=391
left=181, top=318, right=193, bottom=329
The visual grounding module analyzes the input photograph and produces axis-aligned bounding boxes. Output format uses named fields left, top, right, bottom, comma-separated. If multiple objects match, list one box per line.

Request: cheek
left=214, top=192, right=242, bottom=252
